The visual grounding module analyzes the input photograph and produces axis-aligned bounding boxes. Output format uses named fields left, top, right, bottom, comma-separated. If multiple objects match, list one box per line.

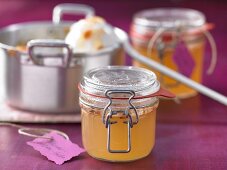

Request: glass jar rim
left=133, top=8, right=206, bottom=29
left=79, top=66, right=160, bottom=98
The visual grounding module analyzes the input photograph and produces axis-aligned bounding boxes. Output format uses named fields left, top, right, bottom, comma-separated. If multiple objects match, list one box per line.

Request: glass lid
left=133, top=8, right=206, bottom=29
left=80, top=66, right=160, bottom=98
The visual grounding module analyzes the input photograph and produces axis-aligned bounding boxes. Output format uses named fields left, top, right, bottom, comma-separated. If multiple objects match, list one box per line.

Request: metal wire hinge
left=102, top=90, right=139, bottom=153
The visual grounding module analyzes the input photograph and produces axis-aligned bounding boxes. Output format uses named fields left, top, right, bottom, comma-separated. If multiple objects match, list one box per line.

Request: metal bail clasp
left=102, top=90, right=139, bottom=153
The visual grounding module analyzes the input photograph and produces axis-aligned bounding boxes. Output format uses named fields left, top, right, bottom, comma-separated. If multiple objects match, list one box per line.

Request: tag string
left=0, top=122, right=69, bottom=140
left=147, top=24, right=217, bottom=75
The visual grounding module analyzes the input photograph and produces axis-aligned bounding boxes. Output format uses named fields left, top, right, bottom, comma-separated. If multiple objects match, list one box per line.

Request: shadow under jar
left=79, top=66, right=174, bottom=162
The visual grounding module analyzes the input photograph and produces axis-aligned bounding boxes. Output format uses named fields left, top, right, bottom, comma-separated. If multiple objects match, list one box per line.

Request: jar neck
left=79, top=90, right=159, bottom=110
left=130, top=23, right=206, bottom=45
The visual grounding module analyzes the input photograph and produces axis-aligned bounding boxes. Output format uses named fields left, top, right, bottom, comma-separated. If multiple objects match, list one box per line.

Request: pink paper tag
left=27, top=131, right=85, bottom=165
left=172, top=40, right=195, bottom=77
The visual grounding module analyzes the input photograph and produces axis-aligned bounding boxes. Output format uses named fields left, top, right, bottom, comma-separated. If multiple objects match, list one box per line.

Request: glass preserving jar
left=130, top=8, right=217, bottom=99
left=79, top=66, right=174, bottom=162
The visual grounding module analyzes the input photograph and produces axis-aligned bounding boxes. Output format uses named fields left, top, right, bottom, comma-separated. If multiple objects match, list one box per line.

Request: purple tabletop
left=0, top=0, right=227, bottom=170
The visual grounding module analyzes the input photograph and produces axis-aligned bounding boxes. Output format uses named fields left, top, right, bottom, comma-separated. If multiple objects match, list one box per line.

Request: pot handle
left=27, top=39, right=72, bottom=67
left=52, top=3, right=95, bottom=24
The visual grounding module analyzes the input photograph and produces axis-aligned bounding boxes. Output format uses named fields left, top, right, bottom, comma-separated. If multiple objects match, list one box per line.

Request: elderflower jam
left=130, top=8, right=210, bottom=98
left=79, top=66, right=173, bottom=162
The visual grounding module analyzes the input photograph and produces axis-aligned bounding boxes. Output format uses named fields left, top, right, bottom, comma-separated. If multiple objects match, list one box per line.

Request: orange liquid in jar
left=81, top=102, right=158, bottom=162
left=132, top=38, right=205, bottom=98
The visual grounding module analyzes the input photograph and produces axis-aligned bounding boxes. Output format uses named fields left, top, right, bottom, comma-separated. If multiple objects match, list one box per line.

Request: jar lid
left=133, top=8, right=206, bottom=29
left=80, top=66, right=160, bottom=98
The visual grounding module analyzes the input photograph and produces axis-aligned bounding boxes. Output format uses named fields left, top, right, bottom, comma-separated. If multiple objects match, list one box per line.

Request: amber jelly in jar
left=130, top=8, right=217, bottom=99
left=79, top=66, right=174, bottom=162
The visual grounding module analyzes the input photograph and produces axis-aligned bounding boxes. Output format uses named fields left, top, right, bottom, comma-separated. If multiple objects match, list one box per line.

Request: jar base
left=87, top=151, right=152, bottom=162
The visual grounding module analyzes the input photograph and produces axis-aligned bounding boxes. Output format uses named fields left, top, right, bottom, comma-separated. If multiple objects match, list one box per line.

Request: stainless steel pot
left=0, top=4, right=124, bottom=113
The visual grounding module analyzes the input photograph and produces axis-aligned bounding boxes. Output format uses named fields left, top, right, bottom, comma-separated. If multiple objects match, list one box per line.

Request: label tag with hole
left=173, top=40, right=195, bottom=77
left=27, top=131, right=85, bottom=165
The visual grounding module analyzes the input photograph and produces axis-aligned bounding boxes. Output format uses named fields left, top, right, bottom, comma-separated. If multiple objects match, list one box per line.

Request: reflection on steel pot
left=0, top=3, right=124, bottom=113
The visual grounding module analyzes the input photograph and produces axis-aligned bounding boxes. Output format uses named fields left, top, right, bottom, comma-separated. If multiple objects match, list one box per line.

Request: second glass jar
left=130, top=8, right=216, bottom=98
